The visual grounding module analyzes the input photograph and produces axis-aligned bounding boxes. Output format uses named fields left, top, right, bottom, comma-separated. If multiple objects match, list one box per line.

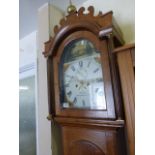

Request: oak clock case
left=44, top=6, right=127, bottom=155
left=54, top=31, right=116, bottom=119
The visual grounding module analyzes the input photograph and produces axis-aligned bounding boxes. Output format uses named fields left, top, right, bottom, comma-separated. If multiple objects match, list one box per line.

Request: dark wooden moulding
left=43, top=6, right=128, bottom=155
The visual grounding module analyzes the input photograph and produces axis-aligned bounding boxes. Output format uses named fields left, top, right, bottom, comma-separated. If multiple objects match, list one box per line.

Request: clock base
left=61, top=124, right=127, bottom=155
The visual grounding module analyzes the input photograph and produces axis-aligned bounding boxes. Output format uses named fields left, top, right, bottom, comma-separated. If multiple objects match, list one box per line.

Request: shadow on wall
left=51, top=123, right=63, bottom=155
left=119, top=23, right=135, bottom=44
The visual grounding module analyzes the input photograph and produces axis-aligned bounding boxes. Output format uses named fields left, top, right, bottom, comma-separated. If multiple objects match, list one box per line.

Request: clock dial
left=59, top=39, right=107, bottom=110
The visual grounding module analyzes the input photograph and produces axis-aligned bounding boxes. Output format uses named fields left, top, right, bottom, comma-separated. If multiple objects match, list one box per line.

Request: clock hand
left=76, top=68, right=88, bottom=79
left=83, top=78, right=103, bottom=84
left=78, top=80, right=88, bottom=91
left=77, top=78, right=103, bottom=91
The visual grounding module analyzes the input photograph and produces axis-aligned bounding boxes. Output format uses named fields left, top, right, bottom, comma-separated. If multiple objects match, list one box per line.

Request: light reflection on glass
left=60, top=39, right=107, bottom=110
left=19, top=86, right=29, bottom=90
left=19, top=76, right=36, bottom=155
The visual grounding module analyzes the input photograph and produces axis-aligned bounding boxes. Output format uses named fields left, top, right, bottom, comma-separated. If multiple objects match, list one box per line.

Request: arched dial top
left=59, top=39, right=107, bottom=110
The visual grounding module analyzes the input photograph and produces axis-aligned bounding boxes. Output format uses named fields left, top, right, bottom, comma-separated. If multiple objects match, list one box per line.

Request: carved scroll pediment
left=44, top=6, right=113, bottom=57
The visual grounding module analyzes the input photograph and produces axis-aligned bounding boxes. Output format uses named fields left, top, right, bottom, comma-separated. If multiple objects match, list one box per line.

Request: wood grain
left=116, top=45, right=135, bottom=155
left=62, top=126, right=126, bottom=155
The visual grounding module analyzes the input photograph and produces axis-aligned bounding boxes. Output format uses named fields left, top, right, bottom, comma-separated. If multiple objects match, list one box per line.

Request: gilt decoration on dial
left=59, top=39, right=107, bottom=110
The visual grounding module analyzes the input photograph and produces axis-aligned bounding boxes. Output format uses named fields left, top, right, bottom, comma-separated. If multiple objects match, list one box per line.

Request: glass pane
left=19, top=76, right=36, bottom=155
left=59, top=39, right=107, bottom=110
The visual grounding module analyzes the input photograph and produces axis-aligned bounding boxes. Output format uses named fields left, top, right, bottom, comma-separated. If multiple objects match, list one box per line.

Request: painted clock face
left=59, top=39, right=106, bottom=110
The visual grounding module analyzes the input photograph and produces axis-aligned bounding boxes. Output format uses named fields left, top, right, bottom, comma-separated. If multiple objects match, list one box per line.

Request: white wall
left=37, top=3, right=64, bottom=155
left=19, top=31, right=37, bottom=68
left=79, top=0, right=135, bottom=44
left=37, top=3, right=51, bottom=155
left=19, top=31, right=37, bottom=79
left=49, top=5, right=65, bottom=36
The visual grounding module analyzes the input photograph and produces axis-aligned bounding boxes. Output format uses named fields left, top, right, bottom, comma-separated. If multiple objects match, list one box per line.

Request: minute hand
left=76, top=69, right=87, bottom=79
left=83, top=78, right=103, bottom=85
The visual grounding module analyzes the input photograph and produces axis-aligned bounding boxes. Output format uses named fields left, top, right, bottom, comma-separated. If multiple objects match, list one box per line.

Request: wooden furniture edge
left=54, top=117, right=124, bottom=130
left=116, top=44, right=135, bottom=155
left=113, top=43, right=135, bottom=53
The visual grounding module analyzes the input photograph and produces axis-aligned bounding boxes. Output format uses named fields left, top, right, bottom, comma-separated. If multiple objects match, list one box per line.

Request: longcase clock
left=43, top=6, right=127, bottom=155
